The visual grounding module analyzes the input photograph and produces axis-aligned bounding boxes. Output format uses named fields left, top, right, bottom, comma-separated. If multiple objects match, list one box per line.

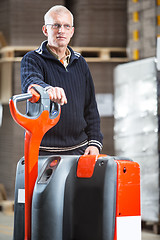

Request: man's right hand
left=47, top=87, right=67, bottom=105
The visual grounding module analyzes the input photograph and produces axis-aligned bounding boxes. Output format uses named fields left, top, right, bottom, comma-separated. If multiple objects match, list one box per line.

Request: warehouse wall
left=67, top=0, right=127, bottom=47
left=0, top=0, right=64, bottom=46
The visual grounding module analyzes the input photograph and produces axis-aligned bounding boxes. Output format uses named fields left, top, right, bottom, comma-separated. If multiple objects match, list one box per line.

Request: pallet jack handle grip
left=9, top=84, right=60, bottom=131
left=9, top=92, right=33, bottom=125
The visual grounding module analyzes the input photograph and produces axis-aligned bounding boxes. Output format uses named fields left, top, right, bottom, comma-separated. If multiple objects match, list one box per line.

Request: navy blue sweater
left=21, top=41, right=103, bottom=152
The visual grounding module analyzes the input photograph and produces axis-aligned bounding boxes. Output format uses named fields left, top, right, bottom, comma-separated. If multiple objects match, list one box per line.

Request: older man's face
left=43, top=11, right=74, bottom=48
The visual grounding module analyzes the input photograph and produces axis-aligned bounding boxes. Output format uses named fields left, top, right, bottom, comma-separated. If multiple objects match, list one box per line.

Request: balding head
left=44, top=5, right=74, bottom=26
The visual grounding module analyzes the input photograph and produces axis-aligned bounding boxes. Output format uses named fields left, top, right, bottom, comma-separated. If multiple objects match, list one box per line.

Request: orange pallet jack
left=9, top=85, right=141, bottom=240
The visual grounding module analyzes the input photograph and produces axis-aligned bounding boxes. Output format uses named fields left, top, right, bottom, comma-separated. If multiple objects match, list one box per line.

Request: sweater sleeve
left=21, top=53, right=50, bottom=93
left=84, top=67, right=103, bottom=152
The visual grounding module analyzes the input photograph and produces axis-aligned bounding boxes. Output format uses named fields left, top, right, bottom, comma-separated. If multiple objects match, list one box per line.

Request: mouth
left=57, top=36, right=66, bottom=40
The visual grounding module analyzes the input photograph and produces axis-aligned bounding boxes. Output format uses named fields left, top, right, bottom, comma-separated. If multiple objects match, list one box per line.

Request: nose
left=58, top=25, right=65, bottom=33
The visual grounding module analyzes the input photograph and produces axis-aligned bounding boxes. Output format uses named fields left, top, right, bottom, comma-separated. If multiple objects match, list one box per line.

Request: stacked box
left=0, top=0, right=64, bottom=46
left=88, top=62, right=118, bottom=155
left=127, top=0, right=157, bottom=60
left=0, top=1, right=10, bottom=44
left=69, top=0, right=127, bottom=47
left=114, top=58, right=159, bottom=223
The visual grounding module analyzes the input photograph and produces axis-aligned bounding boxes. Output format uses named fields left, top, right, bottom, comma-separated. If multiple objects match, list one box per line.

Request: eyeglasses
left=46, top=23, right=73, bottom=30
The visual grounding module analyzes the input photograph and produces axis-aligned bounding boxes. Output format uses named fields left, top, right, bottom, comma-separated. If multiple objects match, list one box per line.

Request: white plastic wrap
left=114, top=57, right=159, bottom=222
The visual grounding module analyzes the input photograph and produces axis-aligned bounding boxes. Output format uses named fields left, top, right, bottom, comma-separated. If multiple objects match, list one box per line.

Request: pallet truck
left=9, top=85, right=141, bottom=240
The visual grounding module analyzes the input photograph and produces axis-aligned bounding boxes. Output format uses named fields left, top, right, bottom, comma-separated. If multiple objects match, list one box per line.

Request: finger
left=84, top=146, right=99, bottom=155
left=84, top=148, right=90, bottom=155
left=54, top=88, right=64, bottom=105
left=47, top=88, right=56, bottom=101
left=61, top=88, right=67, bottom=104
left=47, top=87, right=67, bottom=105
left=55, top=87, right=61, bottom=101
left=55, top=87, right=67, bottom=105
left=47, top=89, right=54, bottom=100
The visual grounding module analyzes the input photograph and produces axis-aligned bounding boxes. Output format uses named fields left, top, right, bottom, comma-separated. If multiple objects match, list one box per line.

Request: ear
left=42, top=25, right=48, bottom=37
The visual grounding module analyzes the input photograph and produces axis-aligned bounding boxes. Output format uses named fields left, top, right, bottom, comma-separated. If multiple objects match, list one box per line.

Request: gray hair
left=44, top=5, right=74, bottom=26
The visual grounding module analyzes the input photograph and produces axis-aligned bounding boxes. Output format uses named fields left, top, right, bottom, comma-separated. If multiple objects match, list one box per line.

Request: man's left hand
left=84, top=146, right=99, bottom=155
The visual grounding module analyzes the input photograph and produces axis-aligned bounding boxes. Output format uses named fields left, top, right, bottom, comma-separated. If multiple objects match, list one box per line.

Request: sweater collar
left=35, top=40, right=80, bottom=62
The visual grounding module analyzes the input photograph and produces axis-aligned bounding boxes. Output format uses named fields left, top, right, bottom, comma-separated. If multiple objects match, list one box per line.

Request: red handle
left=24, top=110, right=60, bottom=240
left=28, top=87, right=40, bottom=103
left=9, top=85, right=61, bottom=240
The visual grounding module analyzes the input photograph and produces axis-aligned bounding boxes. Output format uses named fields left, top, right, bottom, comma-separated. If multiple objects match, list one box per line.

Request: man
left=21, top=5, right=103, bottom=155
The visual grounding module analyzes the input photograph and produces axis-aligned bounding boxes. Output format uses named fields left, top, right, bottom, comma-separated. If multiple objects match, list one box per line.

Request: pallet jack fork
left=9, top=85, right=141, bottom=240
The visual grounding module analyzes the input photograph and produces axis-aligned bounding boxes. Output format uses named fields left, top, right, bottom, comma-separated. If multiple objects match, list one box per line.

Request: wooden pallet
left=73, top=47, right=128, bottom=62
left=0, top=184, right=14, bottom=213
left=0, top=46, right=128, bottom=63
left=0, top=200, right=14, bottom=213
left=0, top=46, right=37, bottom=62
left=0, top=184, right=7, bottom=201
left=0, top=32, right=7, bottom=48
left=142, top=220, right=160, bottom=235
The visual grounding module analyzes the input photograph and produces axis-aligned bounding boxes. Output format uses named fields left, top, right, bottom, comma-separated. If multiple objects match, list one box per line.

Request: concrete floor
left=0, top=212, right=159, bottom=240
left=0, top=212, right=13, bottom=240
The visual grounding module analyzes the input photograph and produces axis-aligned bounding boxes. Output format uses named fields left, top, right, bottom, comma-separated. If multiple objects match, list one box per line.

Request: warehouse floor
left=0, top=212, right=159, bottom=240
